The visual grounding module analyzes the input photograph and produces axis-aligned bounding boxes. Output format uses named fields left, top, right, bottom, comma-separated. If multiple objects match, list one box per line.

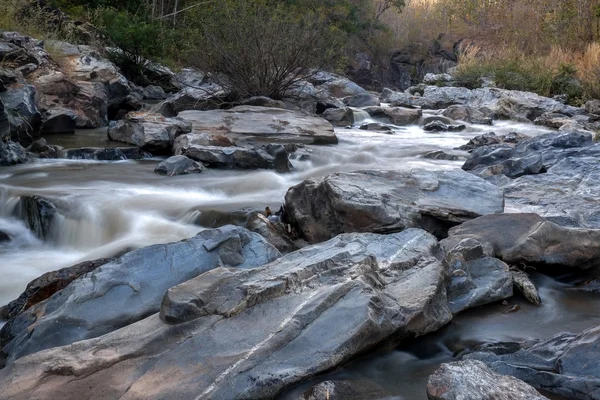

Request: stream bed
left=0, top=118, right=575, bottom=398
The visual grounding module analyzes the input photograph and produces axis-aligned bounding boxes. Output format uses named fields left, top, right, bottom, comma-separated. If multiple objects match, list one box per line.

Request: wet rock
left=511, top=270, right=541, bottom=305
left=322, top=107, right=354, bottom=126
left=176, top=144, right=290, bottom=172
left=423, top=150, right=460, bottom=161
left=107, top=111, right=192, bottom=153
left=449, top=213, right=600, bottom=270
left=60, top=147, right=150, bottom=160
left=178, top=106, right=337, bottom=145
left=427, top=360, right=548, bottom=400
left=246, top=213, right=298, bottom=254
left=0, top=229, right=451, bottom=399
left=344, top=92, right=380, bottom=107
left=442, top=104, right=492, bottom=125
left=462, top=131, right=593, bottom=178
left=423, top=120, right=466, bottom=132
left=285, top=169, right=504, bottom=243
left=40, top=108, right=77, bottom=134
left=27, top=138, right=60, bottom=158
left=14, top=196, right=57, bottom=240
left=441, top=236, right=512, bottom=314
left=0, top=230, right=10, bottom=242
left=0, top=141, right=29, bottom=166
left=465, top=324, right=600, bottom=400
left=154, top=155, right=205, bottom=176
left=457, top=132, right=529, bottom=152
left=300, top=380, right=401, bottom=400
left=2, top=258, right=113, bottom=321
left=359, top=122, right=393, bottom=131
left=0, top=225, right=281, bottom=364
left=363, top=106, right=422, bottom=125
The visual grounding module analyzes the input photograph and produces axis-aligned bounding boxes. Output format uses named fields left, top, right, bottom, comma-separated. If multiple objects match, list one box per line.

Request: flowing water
left=1, top=115, right=580, bottom=397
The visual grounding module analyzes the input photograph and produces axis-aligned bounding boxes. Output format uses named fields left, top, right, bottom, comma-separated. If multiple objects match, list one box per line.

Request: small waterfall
left=350, top=108, right=371, bottom=125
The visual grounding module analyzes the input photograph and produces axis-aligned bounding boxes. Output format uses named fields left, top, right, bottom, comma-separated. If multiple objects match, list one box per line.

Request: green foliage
left=191, top=0, right=340, bottom=99
left=94, top=7, right=172, bottom=85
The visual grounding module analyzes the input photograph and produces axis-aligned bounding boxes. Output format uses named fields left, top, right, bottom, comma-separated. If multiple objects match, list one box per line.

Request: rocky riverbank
left=2, top=31, right=600, bottom=400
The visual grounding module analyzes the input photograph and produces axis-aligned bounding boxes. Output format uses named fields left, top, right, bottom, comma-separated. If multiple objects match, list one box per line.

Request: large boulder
left=0, top=229, right=452, bottom=399
left=448, top=213, right=600, bottom=269
left=427, top=360, right=548, bottom=400
left=465, top=324, right=600, bottom=400
left=285, top=169, right=504, bottom=243
left=178, top=106, right=337, bottom=145
left=462, top=131, right=594, bottom=178
left=461, top=131, right=600, bottom=226
left=107, top=111, right=192, bottom=154
left=0, top=225, right=280, bottom=365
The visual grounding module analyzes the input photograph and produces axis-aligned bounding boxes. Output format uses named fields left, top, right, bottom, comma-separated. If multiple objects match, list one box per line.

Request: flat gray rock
left=178, top=106, right=337, bottom=145
left=0, top=226, right=280, bottom=365
left=285, top=169, right=504, bottom=243
left=0, top=229, right=452, bottom=400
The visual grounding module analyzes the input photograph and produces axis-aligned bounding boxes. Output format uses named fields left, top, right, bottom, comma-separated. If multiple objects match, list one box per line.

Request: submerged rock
left=154, top=155, right=205, bottom=176
left=285, top=169, right=504, bottom=243
left=423, top=150, right=460, bottom=161
left=427, top=360, right=548, bottom=400
left=0, top=226, right=280, bottom=364
left=0, top=229, right=451, bottom=399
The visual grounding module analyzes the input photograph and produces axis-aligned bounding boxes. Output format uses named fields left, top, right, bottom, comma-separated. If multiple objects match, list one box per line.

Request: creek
left=1, top=116, right=578, bottom=399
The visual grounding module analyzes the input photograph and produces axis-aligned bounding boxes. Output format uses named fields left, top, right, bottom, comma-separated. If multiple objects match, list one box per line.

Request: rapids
left=0, top=116, right=572, bottom=399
